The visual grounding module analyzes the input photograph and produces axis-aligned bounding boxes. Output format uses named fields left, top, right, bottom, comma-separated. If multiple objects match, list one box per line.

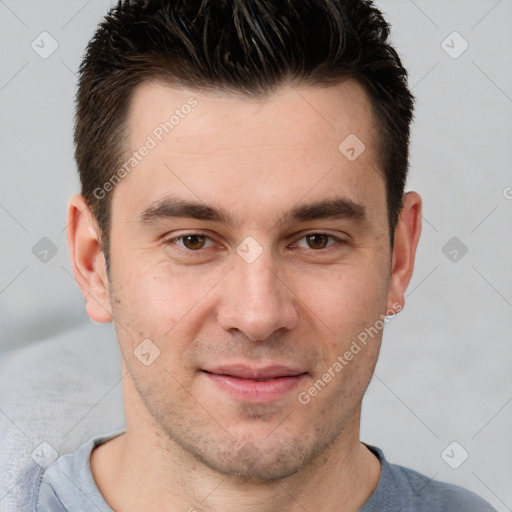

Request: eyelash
left=166, top=232, right=345, bottom=256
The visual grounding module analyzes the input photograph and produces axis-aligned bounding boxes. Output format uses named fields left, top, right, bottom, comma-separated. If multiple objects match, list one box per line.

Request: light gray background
left=0, top=0, right=511, bottom=510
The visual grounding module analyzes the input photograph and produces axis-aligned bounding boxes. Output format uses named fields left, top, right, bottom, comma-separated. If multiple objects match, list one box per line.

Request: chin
left=166, top=421, right=325, bottom=483
left=193, top=440, right=309, bottom=482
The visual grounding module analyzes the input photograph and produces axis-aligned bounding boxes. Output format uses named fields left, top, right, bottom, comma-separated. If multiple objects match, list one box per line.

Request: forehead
left=117, top=78, right=386, bottom=227
left=127, top=78, right=379, bottom=155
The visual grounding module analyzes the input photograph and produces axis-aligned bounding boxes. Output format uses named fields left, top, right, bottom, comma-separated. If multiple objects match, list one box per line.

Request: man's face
left=106, top=79, right=395, bottom=480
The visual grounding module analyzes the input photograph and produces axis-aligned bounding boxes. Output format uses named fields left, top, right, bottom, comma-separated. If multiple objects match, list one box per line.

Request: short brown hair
left=75, top=0, right=414, bottom=257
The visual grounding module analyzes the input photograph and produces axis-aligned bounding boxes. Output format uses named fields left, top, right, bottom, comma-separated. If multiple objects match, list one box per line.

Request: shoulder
left=0, top=323, right=123, bottom=512
left=390, top=463, right=497, bottom=511
left=363, top=444, right=497, bottom=512
left=35, top=430, right=123, bottom=512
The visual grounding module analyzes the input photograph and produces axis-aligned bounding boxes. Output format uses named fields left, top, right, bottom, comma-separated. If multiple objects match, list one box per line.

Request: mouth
left=201, top=365, right=308, bottom=403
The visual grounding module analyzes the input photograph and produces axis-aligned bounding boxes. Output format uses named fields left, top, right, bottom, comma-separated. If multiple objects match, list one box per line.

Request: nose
left=216, top=250, right=299, bottom=342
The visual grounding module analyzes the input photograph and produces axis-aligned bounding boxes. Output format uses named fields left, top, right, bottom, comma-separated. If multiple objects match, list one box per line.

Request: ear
left=386, top=191, right=422, bottom=313
left=66, top=194, right=113, bottom=323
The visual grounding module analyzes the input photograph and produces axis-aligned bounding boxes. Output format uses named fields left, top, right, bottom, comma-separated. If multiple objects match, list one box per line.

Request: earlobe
left=386, top=192, right=422, bottom=313
left=66, top=194, right=113, bottom=323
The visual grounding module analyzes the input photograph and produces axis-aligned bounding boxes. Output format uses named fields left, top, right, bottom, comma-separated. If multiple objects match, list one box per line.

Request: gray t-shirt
left=35, top=431, right=497, bottom=511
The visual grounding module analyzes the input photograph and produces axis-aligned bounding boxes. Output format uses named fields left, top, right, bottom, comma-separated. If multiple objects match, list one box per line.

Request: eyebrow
left=136, top=195, right=367, bottom=227
left=137, top=196, right=236, bottom=227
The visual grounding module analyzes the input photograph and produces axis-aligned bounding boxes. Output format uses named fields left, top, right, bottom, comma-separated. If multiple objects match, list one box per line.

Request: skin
left=67, top=78, right=422, bottom=511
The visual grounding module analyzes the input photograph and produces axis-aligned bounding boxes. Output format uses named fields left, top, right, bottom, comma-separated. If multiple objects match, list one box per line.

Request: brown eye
left=306, top=234, right=330, bottom=249
left=181, top=235, right=207, bottom=250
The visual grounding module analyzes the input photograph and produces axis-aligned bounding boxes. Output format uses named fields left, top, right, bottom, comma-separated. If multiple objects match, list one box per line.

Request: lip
left=205, top=364, right=305, bottom=379
left=202, top=365, right=307, bottom=403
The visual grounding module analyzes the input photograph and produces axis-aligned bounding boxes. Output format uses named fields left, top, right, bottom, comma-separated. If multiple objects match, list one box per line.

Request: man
left=34, top=0, right=496, bottom=510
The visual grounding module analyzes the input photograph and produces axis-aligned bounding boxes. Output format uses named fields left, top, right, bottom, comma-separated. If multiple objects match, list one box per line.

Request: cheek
left=109, top=258, right=225, bottom=350
left=112, top=268, right=174, bottom=328
left=293, top=258, right=390, bottom=340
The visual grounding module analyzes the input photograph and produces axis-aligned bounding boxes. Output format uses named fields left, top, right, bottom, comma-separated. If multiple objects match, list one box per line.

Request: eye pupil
left=307, top=234, right=328, bottom=249
left=179, top=234, right=334, bottom=251
left=183, top=235, right=205, bottom=250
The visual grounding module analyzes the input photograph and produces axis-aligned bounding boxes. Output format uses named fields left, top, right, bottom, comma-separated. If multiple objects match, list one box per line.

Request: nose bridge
left=217, top=246, right=298, bottom=341
left=239, top=252, right=280, bottom=301
left=234, top=233, right=281, bottom=293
